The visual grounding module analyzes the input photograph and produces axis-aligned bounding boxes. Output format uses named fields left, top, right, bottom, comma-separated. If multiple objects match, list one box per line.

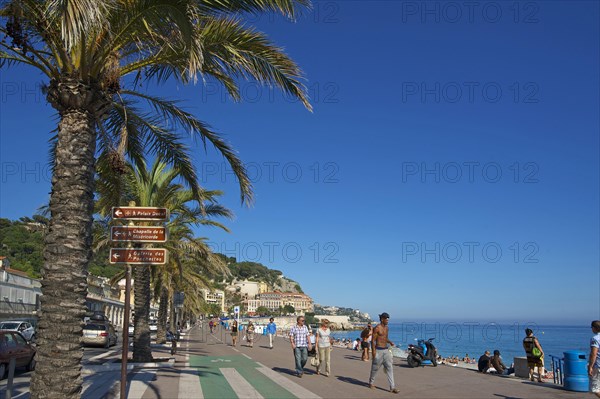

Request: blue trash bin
left=563, top=351, right=588, bottom=392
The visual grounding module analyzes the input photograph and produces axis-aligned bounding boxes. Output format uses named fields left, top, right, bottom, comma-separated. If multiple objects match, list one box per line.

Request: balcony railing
left=0, top=300, right=38, bottom=314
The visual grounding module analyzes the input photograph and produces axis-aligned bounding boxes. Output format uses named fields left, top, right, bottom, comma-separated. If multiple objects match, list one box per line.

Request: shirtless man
left=368, top=312, right=399, bottom=394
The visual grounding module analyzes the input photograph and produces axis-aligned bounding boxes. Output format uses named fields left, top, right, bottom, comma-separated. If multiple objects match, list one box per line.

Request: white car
left=0, top=321, right=36, bottom=342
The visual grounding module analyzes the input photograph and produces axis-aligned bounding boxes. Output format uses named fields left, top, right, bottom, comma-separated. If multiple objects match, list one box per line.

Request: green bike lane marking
left=190, top=355, right=296, bottom=399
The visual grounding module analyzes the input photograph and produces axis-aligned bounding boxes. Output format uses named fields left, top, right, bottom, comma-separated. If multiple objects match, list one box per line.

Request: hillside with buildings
left=0, top=216, right=315, bottom=321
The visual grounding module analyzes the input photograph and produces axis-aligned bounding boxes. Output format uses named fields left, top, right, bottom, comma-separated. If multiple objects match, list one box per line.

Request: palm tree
left=97, top=159, right=231, bottom=359
left=152, top=211, right=232, bottom=344
left=1, top=1, right=311, bottom=396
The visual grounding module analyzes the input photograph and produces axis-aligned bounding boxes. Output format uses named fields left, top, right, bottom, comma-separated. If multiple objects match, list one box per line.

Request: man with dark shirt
left=478, top=350, right=491, bottom=372
left=491, top=350, right=514, bottom=375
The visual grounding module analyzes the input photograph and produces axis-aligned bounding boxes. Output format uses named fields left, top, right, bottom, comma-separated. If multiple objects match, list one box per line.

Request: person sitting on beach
left=464, top=354, right=470, bottom=363
left=490, top=350, right=514, bottom=375
left=478, top=351, right=491, bottom=372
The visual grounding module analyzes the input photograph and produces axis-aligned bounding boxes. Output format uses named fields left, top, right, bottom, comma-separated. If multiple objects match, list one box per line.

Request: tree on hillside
left=1, top=1, right=310, bottom=396
left=255, top=306, right=270, bottom=316
left=283, top=305, right=295, bottom=315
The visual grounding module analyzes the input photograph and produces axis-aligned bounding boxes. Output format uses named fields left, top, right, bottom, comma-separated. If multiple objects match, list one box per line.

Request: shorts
left=591, top=367, right=600, bottom=393
left=361, top=342, right=370, bottom=349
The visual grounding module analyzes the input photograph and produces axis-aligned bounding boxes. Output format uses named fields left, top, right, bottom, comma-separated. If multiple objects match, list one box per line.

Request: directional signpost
left=110, top=204, right=169, bottom=399
left=112, top=206, right=169, bottom=221
left=110, top=248, right=168, bottom=264
left=111, top=226, right=167, bottom=242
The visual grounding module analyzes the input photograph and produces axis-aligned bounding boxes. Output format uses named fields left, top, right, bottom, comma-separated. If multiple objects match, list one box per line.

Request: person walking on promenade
left=290, top=315, right=312, bottom=377
left=523, top=328, right=545, bottom=382
left=361, top=323, right=373, bottom=361
left=588, top=320, right=600, bottom=398
left=247, top=321, right=255, bottom=348
left=267, top=317, right=277, bottom=349
left=368, top=312, right=400, bottom=394
left=316, top=319, right=332, bottom=377
left=230, top=319, right=239, bottom=347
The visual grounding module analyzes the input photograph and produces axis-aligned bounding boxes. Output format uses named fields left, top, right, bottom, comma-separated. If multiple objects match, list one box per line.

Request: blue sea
left=329, top=322, right=592, bottom=362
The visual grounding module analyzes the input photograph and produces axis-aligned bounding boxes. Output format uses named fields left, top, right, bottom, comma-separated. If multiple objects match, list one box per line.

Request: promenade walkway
left=116, top=324, right=583, bottom=398
left=0, top=323, right=587, bottom=398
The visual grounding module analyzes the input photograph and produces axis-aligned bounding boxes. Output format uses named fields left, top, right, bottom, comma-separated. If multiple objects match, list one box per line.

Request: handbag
left=532, top=347, right=542, bottom=357
left=310, top=356, right=320, bottom=367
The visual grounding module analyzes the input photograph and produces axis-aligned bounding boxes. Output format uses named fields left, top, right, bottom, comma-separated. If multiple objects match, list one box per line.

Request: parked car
left=0, top=321, right=36, bottom=342
left=83, top=322, right=118, bottom=348
left=128, top=322, right=157, bottom=337
left=0, top=330, right=36, bottom=379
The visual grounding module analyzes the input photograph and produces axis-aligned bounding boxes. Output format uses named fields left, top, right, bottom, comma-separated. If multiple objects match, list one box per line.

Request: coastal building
left=229, top=280, right=268, bottom=300
left=0, top=259, right=159, bottom=329
left=200, top=289, right=225, bottom=313
left=0, top=257, right=41, bottom=320
left=87, top=275, right=126, bottom=328
left=281, top=292, right=313, bottom=313
left=254, top=291, right=314, bottom=314
left=245, top=299, right=260, bottom=314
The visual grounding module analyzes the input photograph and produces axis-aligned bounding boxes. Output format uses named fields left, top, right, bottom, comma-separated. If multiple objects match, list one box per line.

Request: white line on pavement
left=87, top=348, right=120, bottom=362
left=242, top=353, right=252, bottom=360
left=256, top=367, right=321, bottom=399
left=220, top=368, right=264, bottom=399
left=178, top=367, right=203, bottom=398
left=126, top=370, right=156, bottom=399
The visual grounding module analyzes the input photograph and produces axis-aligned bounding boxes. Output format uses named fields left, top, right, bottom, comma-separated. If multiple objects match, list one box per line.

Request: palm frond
left=197, top=0, right=311, bottom=20
left=45, top=0, right=109, bottom=52
left=121, top=90, right=253, bottom=204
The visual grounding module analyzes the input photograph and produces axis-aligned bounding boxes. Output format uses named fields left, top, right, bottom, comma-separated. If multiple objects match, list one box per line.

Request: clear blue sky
left=1, top=1, right=598, bottom=324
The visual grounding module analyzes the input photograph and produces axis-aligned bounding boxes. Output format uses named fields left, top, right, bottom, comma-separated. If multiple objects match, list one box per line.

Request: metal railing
left=548, top=354, right=564, bottom=386
left=0, top=300, right=37, bottom=314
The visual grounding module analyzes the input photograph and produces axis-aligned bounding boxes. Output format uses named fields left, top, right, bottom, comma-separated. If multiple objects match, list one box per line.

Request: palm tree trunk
left=169, top=296, right=176, bottom=331
left=133, top=264, right=153, bottom=362
left=156, top=287, right=169, bottom=344
left=30, top=79, right=106, bottom=399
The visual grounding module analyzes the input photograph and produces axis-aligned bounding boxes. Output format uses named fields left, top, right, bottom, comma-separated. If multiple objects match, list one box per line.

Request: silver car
left=0, top=321, right=36, bottom=342
left=83, top=322, right=117, bottom=348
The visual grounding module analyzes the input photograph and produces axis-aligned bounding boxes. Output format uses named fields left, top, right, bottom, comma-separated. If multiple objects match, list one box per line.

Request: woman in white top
left=315, top=319, right=332, bottom=377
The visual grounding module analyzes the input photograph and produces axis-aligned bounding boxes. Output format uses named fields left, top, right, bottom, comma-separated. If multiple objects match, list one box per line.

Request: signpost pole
left=111, top=202, right=168, bottom=398
left=120, top=202, right=136, bottom=399
left=120, top=264, right=131, bottom=399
